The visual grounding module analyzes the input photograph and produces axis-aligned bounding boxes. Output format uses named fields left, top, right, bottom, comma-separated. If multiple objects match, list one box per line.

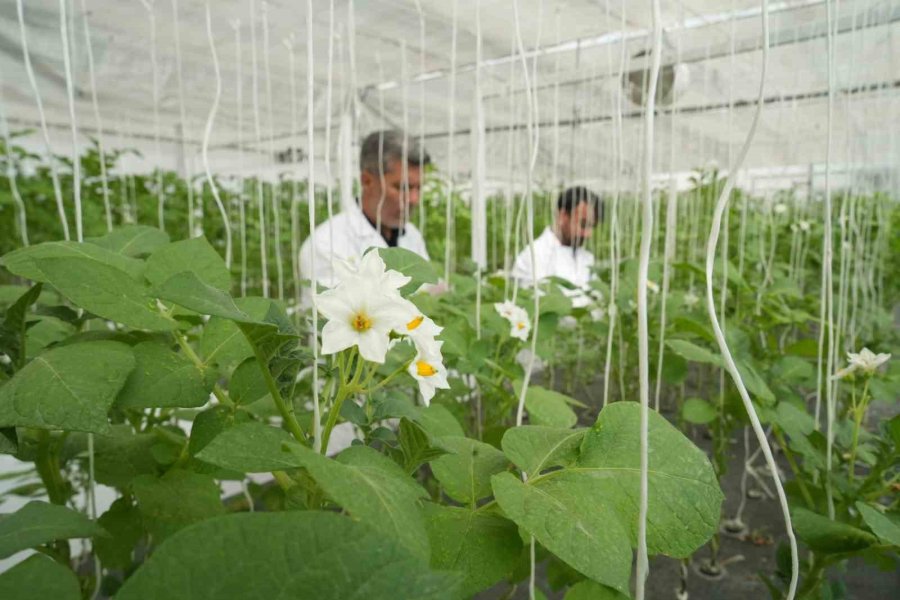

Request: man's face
left=557, top=201, right=596, bottom=248
left=360, top=160, right=422, bottom=229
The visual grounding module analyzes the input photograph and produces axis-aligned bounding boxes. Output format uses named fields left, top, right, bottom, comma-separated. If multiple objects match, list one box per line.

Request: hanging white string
left=442, top=0, right=458, bottom=285
left=59, top=0, right=83, bottom=242
left=16, top=0, right=69, bottom=240
left=261, top=2, right=284, bottom=300
left=285, top=35, right=301, bottom=308
left=703, top=3, right=798, bottom=598
left=471, top=0, right=486, bottom=348
left=249, top=0, right=269, bottom=297
left=80, top=0, right=112, bottom=232
left=171, top=0, right=198, bottom=237
left=306, top=0, right=322, bottom=453
left=602, top=0, right=626, bottom=408
left=137, top=0, right=165, bottom=231
left=413, top=0, right=426, bottom=235
left=634, top=0, right=662, bottom=595
left=324, top=0, right=336, bottom=277
left=0, top=72, right=29, bottom=246
left=231, top=19, right=248, bottom=296
left=201, top=2, right=232, bottom=269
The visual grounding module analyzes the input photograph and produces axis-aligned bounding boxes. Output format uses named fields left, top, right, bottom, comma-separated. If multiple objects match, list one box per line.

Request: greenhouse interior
left=0, top=0, right=898, bottom=598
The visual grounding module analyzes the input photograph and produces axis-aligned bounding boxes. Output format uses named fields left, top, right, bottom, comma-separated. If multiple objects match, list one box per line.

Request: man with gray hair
left=299, top=129, right=430, bottom=292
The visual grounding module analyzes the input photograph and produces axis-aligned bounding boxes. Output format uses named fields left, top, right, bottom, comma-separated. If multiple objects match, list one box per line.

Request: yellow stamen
left=516, top=322, right=526, bottom=330
left=416, top=361, right=437, bottom=377
left=406, top=315, right=424, bottom=331
left=351, top=312, right=373, bottom=332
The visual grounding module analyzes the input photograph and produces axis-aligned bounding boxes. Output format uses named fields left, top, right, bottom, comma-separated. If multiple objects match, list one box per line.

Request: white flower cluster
left=494, top=300, right=531, bottom=341
left=831, top=348, right=891, bottom=380
left=316, top=251, right=450, bottom=404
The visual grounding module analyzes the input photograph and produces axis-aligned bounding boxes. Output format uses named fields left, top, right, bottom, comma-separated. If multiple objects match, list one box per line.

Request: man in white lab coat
left=511, top=186, right=602, bottom=292
left=299, top=130, right=430, bottom=294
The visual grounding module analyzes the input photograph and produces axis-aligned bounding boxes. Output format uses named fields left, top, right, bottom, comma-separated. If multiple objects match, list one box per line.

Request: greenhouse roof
left=1, top=0, right=898, bottom=191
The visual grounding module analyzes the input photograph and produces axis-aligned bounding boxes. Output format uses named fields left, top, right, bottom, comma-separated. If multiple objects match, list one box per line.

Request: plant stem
left=173, top=330, right=233, bottom=407
left=847, top=378, right=870, bottom=483
left=319, top=349, right=365, bottom=454
left=248, top=343, right=308, bottom=445
left=772, top=428, right=816, bottom=510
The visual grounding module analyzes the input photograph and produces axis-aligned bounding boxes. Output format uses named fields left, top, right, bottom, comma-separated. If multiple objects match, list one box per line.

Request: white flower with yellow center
left=398, top=300, right=444, bottom=356
left=316, top=283, right=409, bottom=363
left=832, top=348, right=891, bottom=380
left=646, top=280, right=660, bottom=294
left=407, top=342, right=450, bottom=406
left=494, top=300, right=518, bottom=320
left=494, top=300, right=531, bottom=341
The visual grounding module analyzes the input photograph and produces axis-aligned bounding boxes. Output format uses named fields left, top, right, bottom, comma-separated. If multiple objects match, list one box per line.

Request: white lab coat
left=511, top=227, right=595, bottom=289
left=299, top=204, right=429, bottom=295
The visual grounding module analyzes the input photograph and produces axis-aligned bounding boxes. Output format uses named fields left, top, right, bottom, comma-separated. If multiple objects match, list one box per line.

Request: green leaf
left=771, top=356, right=815, bottom=384
left=285, top=444, right=430, bottom=559
left=564, top=580, right=630, bottom=600
left=34, top=257, right=174, bottom=331
left=666, top=339, right=722, bottom=366
left=0, top=283, right=41, bottom=373
left=115, top=511, right=459, bottom=600
left=87, top=225, right=170, bottom=258
left=681, top=398, right=717, bottom=425
left=145, top=237, right=230, bottom=291
left=94, top=498, right=144, bottom=570
left=132, top=470, right=225, bottom=543
left=0, top=240, right=144, bottom=282
left=116, top=341, right=212, bottom=409
left=199, top=297, right=272, bottom=368
left=514, top=383, right=578, bottom=429
left=377, top=247, right=438, bottom=295
left=153, top=271, right=250, bottom=322
left=424, top=504, right=522, bottom=597
left=0, top=428, right=16, bottom=454
left=0, top=554, right=80, bottom=600
left=855, top=503, right=900, bottom=547
left=431, top=436, right=509, bottom=505
left=492, top=402, right=722, bottom=594
left=792, top=508, right=878, bottom=554
left=491, top=472, right=632, bottom=594
left=90, top=426, right=159, bottom=487
left=228, top=357, right=269, bottom=405
left=24, top=315, right=75, bottom=360
left=735, top=358, right=775, bottom=405
left=0, top=501, right=106, bottom=559
left=398, top=418, right=448, bottom=474
left=0, top=341, right=134, bottom=434
left=195, top=421, right=302, bottom=473
left=414, top=403, right=466, bottom=438
left=501, top=426, right=585, bottom=475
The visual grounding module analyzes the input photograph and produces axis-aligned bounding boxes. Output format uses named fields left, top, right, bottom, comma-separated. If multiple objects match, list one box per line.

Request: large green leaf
left=0, top=501, right=106, bottom=558
left=424, top=504, right=521, bottom=597
left=735, top=358, right=775, bottom=405
left=770, top=356, right=815, bottom=385
left=199, top=297, right=272, bottom=368
left=564, top=580, right=630, bottom=600
left=491, top=472, right=632, bottom=594
left=228, top=357, right=269, bottom=405
left=0, top=341, right=134, bottom=434
left=521, top=385, right=579, bottom=428
left=132, top=470, right=224, bottom=543
left=492, top=402, right=722, bottom=594
left=145, top=237, right=230, bottom=291
left=90, top=426, right=159, bottom=487
left=666, top=339, right=722, bottom=366
left=34, top=257, right=174, bottom=331
left=378, top=247, right=438, bottom=295
left=196, top=421, right=303, bottom=472
left=285, top=444, right=430, bottom=559
left=856, top=503, right=900, bottom=547
left=0, top=240, right=144, bottom=282
left=115, top=511, right=458, bottom=600
left=500, top=426, right=585, bottom=475
left=0, top=555, right=80, bottom=600
left=431, top=437, right=510, bottom=505
left=94, top=497, right=144, bottom=570
left=116, top=341, right=212, bottom=409
left=87, top=225, right=170, bottom=258
left=153, top=271, right=249, bottom=322
left=792, top=508, right=878, bottom=554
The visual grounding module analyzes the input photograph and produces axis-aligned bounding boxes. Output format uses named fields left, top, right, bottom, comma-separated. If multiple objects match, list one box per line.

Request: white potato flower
left=646, top=280, right=660, bottom=294
left=333, top=249, right=410, bottom=292
left=407, top=342, right=450, bottom=405
left=494, top=300, right=518, bottom=320
left=832, top=348, right=891, bottom=380
left=316, top=282, right=409, bottom=363
left=799, top=220, right=811, bottom=232
left=684, top=291, right=700, bottom=308
left=495, top=300, right=531, bottom=341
